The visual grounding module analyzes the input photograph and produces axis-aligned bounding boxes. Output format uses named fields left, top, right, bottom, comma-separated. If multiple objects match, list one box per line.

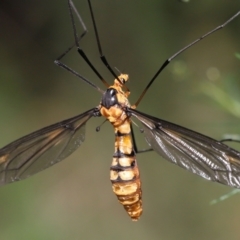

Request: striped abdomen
left=110, top=130, right=142, bottom=221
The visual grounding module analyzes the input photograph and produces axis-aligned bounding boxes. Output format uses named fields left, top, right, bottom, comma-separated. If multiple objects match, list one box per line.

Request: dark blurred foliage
left=0, top=1, right=240, bottom=239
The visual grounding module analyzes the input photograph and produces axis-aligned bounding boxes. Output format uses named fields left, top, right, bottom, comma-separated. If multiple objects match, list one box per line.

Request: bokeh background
left=0, top=0, right=240, bottom=239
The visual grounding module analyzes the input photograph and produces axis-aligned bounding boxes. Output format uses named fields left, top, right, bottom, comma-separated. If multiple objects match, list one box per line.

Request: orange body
left=99, top=74, right=142, bottom=221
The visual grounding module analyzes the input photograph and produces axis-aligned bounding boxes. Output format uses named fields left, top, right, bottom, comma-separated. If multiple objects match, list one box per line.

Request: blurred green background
left=0, top=0, right=240, bottom=239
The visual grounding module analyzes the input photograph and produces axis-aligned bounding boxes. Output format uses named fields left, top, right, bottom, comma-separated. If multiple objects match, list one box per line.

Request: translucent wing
left=129, top=108, right=240, bottom=188
left=0, top=108, right=97, bottom=185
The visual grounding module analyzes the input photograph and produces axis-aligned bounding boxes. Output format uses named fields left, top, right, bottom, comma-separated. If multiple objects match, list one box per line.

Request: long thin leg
left=133, top=11, right=240, bottom=108
left=54, top=0, right=109, bottom=89
left=130, top=124, right=153, bottom=154
left=54, top=60, right=104, bottom=93
left=55, top=1, right=87, bottom=63
left=72, top=0, right=129, bottom=92
left=87, top=0, right=121, bottom=83
left=220, top=139, right=240, bottom=144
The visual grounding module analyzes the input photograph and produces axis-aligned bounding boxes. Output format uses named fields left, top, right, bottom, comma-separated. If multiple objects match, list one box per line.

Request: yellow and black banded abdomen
left=110, top=132, right=142, bottom=221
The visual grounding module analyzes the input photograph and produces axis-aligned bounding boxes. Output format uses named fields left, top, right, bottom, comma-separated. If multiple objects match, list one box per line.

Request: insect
left=0, top=0, right=240, bottom=221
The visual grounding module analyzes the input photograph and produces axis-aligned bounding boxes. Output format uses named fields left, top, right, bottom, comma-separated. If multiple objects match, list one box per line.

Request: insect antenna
left=114, top=67, right=123, bottom=75
left=133, top=11, right=240, bottom=108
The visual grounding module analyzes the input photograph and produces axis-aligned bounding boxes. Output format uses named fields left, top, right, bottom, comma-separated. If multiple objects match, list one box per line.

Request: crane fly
left=1, top=0, right=240, bottom=221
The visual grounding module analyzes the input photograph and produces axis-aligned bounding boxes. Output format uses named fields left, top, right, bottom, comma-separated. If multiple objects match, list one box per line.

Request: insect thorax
left=100, top=76, right=131, bottom=131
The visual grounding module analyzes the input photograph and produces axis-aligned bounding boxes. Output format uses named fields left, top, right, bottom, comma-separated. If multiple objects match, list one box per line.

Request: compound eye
left=109, top=88, right=117, bottom=96
left=109, top=89, right=117, bottom=103
left=101, top=88, right=118, bottom=109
